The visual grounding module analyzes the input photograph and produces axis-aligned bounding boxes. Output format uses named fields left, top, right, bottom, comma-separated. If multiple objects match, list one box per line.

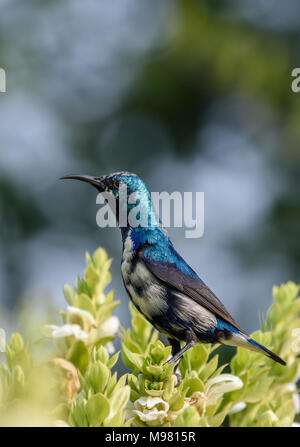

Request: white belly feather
left=121, top=235, right=167, bottom=319
left=121, top=234, right=216, bottom=335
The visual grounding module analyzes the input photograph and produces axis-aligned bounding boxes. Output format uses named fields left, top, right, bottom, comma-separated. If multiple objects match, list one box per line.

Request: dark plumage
left=61, top=172, right=286, bottom=372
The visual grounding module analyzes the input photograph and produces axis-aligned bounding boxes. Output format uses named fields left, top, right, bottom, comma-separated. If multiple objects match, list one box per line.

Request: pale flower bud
left=42, top=324, right=88, bottom=340
left=98, top=316, right=119, bottom=338
left=132, top=396, right=169, bottom=426
left=52, top=358, right=80, bottom=404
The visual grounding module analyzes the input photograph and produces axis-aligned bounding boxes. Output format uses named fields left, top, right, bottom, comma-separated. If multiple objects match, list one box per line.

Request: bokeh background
left=0, top=0, right=299, bottom=349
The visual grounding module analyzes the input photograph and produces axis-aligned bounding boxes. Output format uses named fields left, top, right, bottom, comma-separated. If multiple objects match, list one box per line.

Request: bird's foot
left=174, top=371, right=182, bottom=387
left=166, top=355, right=181, bottom=365
left=164, top=358, right=182, bottom=386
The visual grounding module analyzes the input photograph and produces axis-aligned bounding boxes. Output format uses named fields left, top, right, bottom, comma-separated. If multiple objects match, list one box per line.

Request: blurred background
left=0, top=0, right=299, bottom=346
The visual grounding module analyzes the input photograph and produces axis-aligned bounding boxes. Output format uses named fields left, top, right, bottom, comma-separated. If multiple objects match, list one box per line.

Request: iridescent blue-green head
left=61, top=171, right=160, bottom=229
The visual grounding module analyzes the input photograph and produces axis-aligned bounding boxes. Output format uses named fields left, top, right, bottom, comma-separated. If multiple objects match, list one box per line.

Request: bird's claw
left=164, top=359, right=182, bottom=386
left=174, top=371, right=182, bottom=386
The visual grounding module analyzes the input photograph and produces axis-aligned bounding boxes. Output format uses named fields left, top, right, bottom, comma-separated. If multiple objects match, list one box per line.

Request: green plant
left=0, top=248, right=299, bottom=427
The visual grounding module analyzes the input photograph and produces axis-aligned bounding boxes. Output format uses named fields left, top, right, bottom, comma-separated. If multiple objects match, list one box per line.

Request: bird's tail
left=220, top=330, right=286, bottom=366
left=246, top=338, right=286, bottom=366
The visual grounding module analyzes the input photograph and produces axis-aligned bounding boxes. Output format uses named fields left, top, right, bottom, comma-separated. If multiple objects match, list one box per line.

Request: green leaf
left=9, top=333, right=24, bottom=352
left=122, top=343, right=144, bottom=372
left=169, top=392, right=185, bottom=411
left=144, top=364, right=164, bottom=379
left=86, top=361, right=110, bottom=394
left=108, top=386, right=130, bottom=417
left=208, top=406, right=230, bottom=427
left=106, top=372, right=118, bottom=397
left=92, top=248, right=108, bottom=268
left=67, top=340, right=89, bottom=374
left=243, top=377, right=274, bottom=403
left=132, top=314, right=152, bottom=347
left=173, top=406, right=202, bottom=427
left=107, top=351, right=120, bottom=369
left=85, top=264, right=100, bottom=293
left=199, top=354, right=219, bottom=381
left=70, top=401, right=89, bottom=427
left=184, top=377, right=205, bottom=396
left=63, top=284, right=76, bottom=305
left=94, top=345, right=109, bottom=364
left=149, top=342, right=170, bottom=364
left=86, top=393, right=110, bottom=427
left=103, top=412, right=125, bottom=427
left=188, top=343, right=209, bottom=371
left=77, top=276, right=91, bottom=295
left=75, top=293, right=95, bottom=316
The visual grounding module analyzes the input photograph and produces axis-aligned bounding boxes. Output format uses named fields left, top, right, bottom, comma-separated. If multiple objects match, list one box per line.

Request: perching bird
left=61, top=172, right=286, bottom=371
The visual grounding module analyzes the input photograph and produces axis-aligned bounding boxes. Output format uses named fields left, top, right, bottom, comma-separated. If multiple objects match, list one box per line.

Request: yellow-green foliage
left=44, top=248, right=119, bottom=374
left=0, top=248, right=299, bottom=427
left=227, top=282, right=300, bottom=427
left=68, top=346, right=130, bottom=427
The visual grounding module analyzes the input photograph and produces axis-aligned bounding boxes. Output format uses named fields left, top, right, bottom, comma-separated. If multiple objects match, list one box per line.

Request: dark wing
left=141, top=255, right=246, bottom=335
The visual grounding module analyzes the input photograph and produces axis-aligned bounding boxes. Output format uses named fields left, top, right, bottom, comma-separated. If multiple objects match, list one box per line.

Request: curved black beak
left=60, top=174, right=105, bottom=191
